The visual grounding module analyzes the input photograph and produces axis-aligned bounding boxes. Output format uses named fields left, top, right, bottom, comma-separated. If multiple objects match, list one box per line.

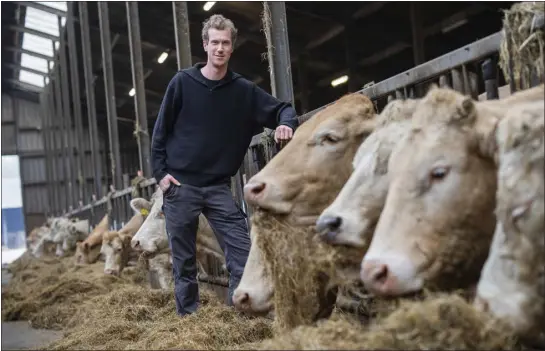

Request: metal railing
left=65, top=30, right=533, bottom=284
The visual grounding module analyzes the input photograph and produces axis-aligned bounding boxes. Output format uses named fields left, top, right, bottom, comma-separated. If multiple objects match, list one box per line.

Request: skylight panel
left=20, top=53, right=48, bottom=73
left=24, top=7, right=60, bottom=36
left=19, top=70, right=45, bottom=88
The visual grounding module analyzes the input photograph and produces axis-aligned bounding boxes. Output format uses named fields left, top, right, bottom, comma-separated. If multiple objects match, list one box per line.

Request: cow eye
left=320, top=133, right=341, bottom=145
left=430, top=166, right=450, bottom=181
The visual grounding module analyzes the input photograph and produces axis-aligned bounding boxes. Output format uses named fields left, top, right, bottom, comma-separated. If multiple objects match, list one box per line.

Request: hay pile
left=251, top=210, right=369, bottom=331
left=499, top=1, right=544, bottom=90
left=248, top=293, right=520, bottom=350
left=2, top=253, right=148, bottom=330
left=45, top=287, right=272, bottom=350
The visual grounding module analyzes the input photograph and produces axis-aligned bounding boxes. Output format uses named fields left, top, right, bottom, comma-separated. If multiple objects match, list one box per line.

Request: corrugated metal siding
left=21, top=158, right=47, bottom=184
left=18, top=131, right=44, bottom=152
left=26, top=214, right=47, bottom=232
left=2, top=94, right=14, bottom=122
left=22, top=185, right=49, bottom=214
left=2, top=124, right=17, bottom=154
left=16, top=98, right=42, bottom=129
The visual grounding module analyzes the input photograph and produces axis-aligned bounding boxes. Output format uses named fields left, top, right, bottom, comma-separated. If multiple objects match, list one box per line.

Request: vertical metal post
left=126, top=1, right=152, bottom=178
left=410, top=2, right=425, bottom=65
left=172, top=1, right=192, bottom=70
left=67, top=1, right=86, bottom=203
left=52, top=42, right=69, bottom=214
left=40, top=78, right=54, bottom=216
left=58, top=16, right=77, bottom=211
left=481, top=58, right=499, bottom=100
left=344, top=24, right=358, bottom=93
left=80, top=1, right=103, bottom=199
left=47, top=66, right=60, bottom=215
left=263, top=1, right=295, bottom=104
left=98, top=1, right=123, bottom=190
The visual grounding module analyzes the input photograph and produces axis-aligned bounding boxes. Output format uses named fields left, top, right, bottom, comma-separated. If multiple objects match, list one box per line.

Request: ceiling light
left=157, top=52, right=168, bottom=64
left=331, top=75, right=349, bottom=87
left=441, top=18, right=468, bottom=34
left=129, top=88, right=135, bottom=96
left=203, top=2, right=216, bottom=11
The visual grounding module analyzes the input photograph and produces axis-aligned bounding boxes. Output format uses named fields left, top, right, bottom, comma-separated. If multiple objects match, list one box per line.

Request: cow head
left=474, top=100, right=545, bottom=343
left=130, top=190, right=165, bottom=257
left=316, top=98, right=418, bottom=248
left=101, top=230, right=132, bottom=276
left=234, top=93, right=377, bottom=323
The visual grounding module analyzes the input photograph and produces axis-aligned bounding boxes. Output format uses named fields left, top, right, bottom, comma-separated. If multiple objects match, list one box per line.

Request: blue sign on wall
left=1, top=207, right=27, bottom=249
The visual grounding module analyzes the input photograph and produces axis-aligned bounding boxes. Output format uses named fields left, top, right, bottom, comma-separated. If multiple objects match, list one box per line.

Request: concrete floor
left=1, top=321, right=63, bottom=350
left=2, top=268, right=63, bottom=350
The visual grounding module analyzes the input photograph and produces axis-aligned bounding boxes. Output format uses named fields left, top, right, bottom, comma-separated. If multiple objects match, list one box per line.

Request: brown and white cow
left=473, top=100, right=544, bottom=346
left=359, top=84, right=544, bottom=297
left=316, top=98, right=419, bottom=248
left=74, top=214, right=110, bottom=265
left=130, top=188, right=227, bottom=279
left=100, top=201, right=150, bottom=276
left=234, top=93, right=377, bottom=318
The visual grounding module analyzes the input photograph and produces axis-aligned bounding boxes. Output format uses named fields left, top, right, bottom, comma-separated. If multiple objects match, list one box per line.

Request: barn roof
left=2, top=1, right=515, bottom=135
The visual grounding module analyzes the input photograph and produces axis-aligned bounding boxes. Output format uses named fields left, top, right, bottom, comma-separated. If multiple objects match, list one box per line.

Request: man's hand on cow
left=274, top=125, right=294, bottom=144
left=159, top=174, right=180, bottom=192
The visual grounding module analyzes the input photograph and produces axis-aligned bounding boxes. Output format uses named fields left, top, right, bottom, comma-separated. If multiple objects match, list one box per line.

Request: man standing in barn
left=150, top=14, right=298, bottom=317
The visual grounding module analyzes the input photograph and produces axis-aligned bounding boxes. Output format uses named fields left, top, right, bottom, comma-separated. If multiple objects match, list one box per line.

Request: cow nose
left=132, top=240, right=140, bottom=250
left=360, top=259, right=391, bottom=294
left=316, top=215, right=342, bottom=242
left=243, top=182, right=266, bottom=202
left=232, top=290, right=251, bottom=310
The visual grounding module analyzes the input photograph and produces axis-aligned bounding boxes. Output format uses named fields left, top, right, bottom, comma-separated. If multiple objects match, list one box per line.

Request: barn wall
left=1, top=92, right=112, bottom=232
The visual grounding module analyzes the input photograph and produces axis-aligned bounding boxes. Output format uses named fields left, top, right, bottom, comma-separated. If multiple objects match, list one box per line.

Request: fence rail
left=65, top=30, right=514, bottom=282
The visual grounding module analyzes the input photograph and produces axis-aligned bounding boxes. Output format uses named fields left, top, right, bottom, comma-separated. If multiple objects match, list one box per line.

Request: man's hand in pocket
left=159, top=174, right=180, bottom=192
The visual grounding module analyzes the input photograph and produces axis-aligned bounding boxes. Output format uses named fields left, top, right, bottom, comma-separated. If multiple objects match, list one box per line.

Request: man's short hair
left=202, top=14, right=238, bottom=45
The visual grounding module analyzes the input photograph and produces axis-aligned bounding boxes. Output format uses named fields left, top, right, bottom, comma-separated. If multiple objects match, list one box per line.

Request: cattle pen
left=2, top=1, right=544, bottom=350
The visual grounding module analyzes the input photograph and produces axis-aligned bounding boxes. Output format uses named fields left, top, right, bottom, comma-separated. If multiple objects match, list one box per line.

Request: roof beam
left=4, top=46, right=54, bottom=61
left=13, top=1, right=66, bottom=17
left=4, top=62, right=48, bottom=77
left=7, top=25, right=59, bottom=41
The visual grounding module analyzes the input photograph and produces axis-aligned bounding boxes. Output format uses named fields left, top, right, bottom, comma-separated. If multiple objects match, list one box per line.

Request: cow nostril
left=133, top=240, right=140, bottom=249
left=233, top=292, right=250, bottom=309
left=371, top=264, right=388, bottom=284
left=244, top=182, right=266, bottom=200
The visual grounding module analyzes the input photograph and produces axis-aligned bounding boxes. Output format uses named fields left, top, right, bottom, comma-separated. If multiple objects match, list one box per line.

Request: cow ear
left=130, top=198, right=151, bottom=215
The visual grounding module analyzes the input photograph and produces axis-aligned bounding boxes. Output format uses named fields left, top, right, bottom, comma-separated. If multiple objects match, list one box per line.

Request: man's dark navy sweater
left=151, top=63, right=299, bottom=187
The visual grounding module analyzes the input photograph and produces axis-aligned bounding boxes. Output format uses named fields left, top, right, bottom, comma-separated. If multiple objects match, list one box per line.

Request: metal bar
left=52, top=62, right=68, bottom=214
left=481, top=58, right=499, bottom=100
left=58, top=15, right=77, bottom=211
left=263, top=1, right=295, bottom=104
left=5, top=63, right=48, bottom=77
left=80, top=1, right=103, bottom=199
left=41, top=78, right=55, bottom=216
left=410, top=2, right=425, bottom=65
left=14, top=1, right=66, bottom=16
left=4, top=46, right=54, bottom=61
left=126, top=1, right=152, bottom=178
left=451, top=67, right=464, bottom=93
left=7, top=25, right=59, bottom=41
left=46, top=67, right=60, bottom=215
left=172, top=1, right=192, bottom=70
left=98, top=1, right=123, bottom=191
left=67, top=1, right=86, bottom=204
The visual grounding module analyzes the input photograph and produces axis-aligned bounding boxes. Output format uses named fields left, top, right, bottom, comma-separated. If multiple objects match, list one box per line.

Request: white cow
left=130, top=188, right=227, bottom=280
left=474, top=100, right=544, bottom=346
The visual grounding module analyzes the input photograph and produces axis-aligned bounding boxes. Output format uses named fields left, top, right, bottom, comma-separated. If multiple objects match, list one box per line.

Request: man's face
left=203, top=28, right=233, bottom=68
